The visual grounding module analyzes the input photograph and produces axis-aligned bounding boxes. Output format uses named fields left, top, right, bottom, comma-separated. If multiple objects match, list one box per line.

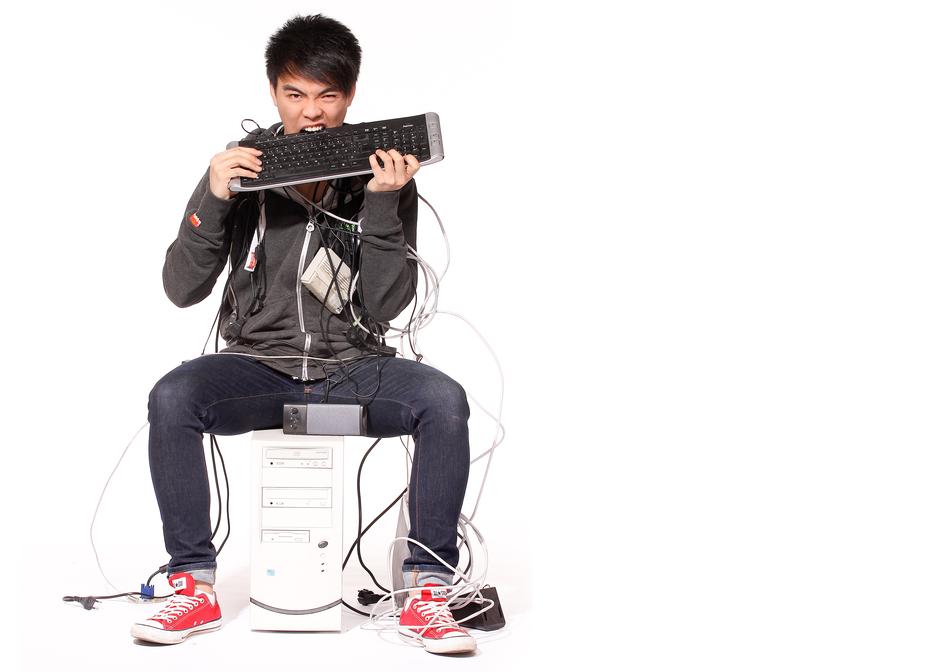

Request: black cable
left=281, top=185, right=354, bottom=377
left=352, top=439, right=390, bottom=593
left=241, top=118, right=262, bottom=135
left=101, top=176, right=404, bottom=608
left=154, top=177, right=425, bottom=618
left=213, top=170, right=413, bottom=381
left=311, top=206, right=384, bottom=402
left=146, top=566, right=167, bottom=588
left=325, top=176, right=405, bottom=399
left=317, top=174, right=421, bottom=407
left=203, top=194, right=257, bottom=355
left=405, top=289, right=421, bottom=361
left=63, top=591, right=173, bottom=610
left=345, top=434, right=472, bottom=603
left=292, top=181, right=388, bottom=406
left=210, top=435, right=231, bottom=558
left=342, top=599, right=371, bottom=617
left=354, top=528, right=472, bottom=605
left=246, top=232, right=268, bottom=318
left=142, top=432, right=229, bottom=592
left=210, top=435, right=223, bottom=541
left=342, top=485, right=407, bottom=570
left=142, top=433, right=230, bottom=594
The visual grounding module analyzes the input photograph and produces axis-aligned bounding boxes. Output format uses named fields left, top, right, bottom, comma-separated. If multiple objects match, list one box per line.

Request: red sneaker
left=398, top=583, right=477, bottom=654
left=131, top=573, right=222, bottom=644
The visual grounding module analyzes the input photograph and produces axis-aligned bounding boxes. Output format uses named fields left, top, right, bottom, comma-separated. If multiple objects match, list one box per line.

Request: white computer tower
left=249, top=429, right=344, bottom=631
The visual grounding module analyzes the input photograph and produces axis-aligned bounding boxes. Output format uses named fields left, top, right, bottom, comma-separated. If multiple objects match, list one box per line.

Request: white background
left=2, top=0, right=950, bottom=669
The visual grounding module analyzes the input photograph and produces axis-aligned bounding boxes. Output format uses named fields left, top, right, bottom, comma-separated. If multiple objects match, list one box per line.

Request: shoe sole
left=131, top=619, right=222, bottom=645
left=398, top=629, right=477, bottom=654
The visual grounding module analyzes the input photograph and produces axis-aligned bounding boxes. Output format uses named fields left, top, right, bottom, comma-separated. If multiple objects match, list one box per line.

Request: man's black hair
left=265, top=14, right=362, bottom=94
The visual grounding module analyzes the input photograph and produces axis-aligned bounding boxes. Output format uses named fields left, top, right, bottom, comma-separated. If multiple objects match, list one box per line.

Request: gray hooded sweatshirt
left=162, top=124, right=418, bottom=381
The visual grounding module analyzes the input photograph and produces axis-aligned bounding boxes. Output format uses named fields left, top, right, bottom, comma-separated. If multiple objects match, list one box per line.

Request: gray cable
left=90, top=421, right=149, bottom=594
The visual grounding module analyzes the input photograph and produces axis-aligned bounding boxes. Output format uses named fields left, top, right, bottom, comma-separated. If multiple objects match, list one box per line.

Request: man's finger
left=214, top=153, right=261, bottom=171
left=375, top=149, right=394, bottom=171
left=229, top=152, right=262, bottom=168
left=388, top=149, right=406, bottom=175
left=369, top=151, right=386, bottom=175
left=215, top=147, right=261, bottom=162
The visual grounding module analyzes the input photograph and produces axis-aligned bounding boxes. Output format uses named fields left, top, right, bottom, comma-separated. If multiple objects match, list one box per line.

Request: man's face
left=269, top=73, right=356, bottom=134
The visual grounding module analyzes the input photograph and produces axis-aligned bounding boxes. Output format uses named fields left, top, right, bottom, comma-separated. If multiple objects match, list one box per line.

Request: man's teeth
left=303, top=125, right=325, bottom=132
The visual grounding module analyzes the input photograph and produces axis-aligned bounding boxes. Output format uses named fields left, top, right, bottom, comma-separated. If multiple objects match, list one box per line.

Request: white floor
left=13, top=416, right=535, bottom=670
left=22, top=548, right=531, bottom=671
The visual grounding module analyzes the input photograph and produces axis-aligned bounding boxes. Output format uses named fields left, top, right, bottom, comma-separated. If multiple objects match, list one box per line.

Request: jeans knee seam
left=200, top=391, right=299, bottom=418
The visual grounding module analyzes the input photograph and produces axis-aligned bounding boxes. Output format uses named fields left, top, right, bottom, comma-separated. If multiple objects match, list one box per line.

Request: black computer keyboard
left=228, top=112, right=444, bottom=192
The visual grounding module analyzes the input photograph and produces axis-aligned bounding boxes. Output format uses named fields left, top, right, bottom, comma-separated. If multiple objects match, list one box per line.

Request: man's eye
left=289, top=94, right=301, bottom=100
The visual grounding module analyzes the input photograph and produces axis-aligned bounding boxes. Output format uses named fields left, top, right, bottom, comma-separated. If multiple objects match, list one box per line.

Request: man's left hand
left=366, top=149, right=420, bottom=193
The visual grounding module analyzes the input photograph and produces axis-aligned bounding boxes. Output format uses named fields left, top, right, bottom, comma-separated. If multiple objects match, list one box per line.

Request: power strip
left=450, top=586, right=506, bottom=631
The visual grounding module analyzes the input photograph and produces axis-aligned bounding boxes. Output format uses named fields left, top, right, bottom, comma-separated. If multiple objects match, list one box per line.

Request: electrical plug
left=62, top=595, right=99, bottom=610
left=357, top=588, right=386, bottom=605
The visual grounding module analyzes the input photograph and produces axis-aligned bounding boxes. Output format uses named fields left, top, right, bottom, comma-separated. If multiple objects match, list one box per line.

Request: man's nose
left=303, top=101, right=324, bottom=119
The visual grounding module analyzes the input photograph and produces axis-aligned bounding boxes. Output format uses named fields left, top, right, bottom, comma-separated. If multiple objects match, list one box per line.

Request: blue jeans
left=147, top=353, right=470, bottom=586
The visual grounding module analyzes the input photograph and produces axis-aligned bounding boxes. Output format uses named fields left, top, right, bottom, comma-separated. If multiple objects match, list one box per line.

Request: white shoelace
left=412, top=599, right=461, bottom=634
left=149, top=594, right=202, bottom=623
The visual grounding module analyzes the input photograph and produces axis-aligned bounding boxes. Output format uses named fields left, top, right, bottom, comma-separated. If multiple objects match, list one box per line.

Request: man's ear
left=346, top=84, right=357, bottom=108
left=269, top=83, right=278, bottom=107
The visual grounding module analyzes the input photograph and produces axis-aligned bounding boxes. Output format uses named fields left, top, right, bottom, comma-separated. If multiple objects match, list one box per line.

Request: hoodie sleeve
left=162, top=168, right=239, bottom=308
left=355, top=179, right=419, bottom=322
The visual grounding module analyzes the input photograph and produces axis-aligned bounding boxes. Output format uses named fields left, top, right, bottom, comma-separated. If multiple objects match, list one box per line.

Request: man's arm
left=163, top=146, right=263, bottom=308
left=356, top=179, right=419, bottom=321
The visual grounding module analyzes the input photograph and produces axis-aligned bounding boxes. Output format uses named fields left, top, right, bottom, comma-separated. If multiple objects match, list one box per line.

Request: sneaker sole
left=131, top=618, right=222, bottom=645
left=398, top=629, right=477, bottom=655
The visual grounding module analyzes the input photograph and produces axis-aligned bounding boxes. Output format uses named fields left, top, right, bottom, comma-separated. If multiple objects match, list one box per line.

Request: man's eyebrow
left=281, top=84, right=339, bottom=95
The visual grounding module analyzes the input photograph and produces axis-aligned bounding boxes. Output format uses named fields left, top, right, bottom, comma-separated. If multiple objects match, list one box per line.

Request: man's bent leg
left=147, top=354, right=305, bottom=584
left=323, top=357, right=471, bottom=583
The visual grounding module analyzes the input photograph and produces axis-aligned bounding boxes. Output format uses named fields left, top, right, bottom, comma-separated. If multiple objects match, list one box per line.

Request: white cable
left=288, top=183, right=364, bottom=231
left=451, top=518, right=479, bottom=610
left=362, top=522, right=495, bottom=647
left=205, top=352, right=368, bottom=363
left=348, top=193, right=447, bottom=341
left=90, top=421, right=149, bottom=594
left=358, top=259, right=505, bottom=509
left=338, top=191, right=506, bottom=522
left=256, top=189, right=507, bottom=490
left=85, top=191, right=502, bottom=616
left=418, top=193, right=450, bottom=281
left=470, top=421, right=506, bottom=465
left=348, top=248, right=442, bottom=339
left=407, top=309, right=505, bottom=522
left=315, top=205, right=364, bottom=230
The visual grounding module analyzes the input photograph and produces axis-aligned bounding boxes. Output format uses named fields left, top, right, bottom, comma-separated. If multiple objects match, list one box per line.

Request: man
left=130, top=14, right=476, bottom=655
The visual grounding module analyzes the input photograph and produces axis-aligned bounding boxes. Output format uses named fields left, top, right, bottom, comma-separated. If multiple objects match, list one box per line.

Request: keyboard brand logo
left=189, top=212, right=202, bottom=228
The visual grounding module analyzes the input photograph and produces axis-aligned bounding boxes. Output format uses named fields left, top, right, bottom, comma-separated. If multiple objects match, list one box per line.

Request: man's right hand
left=209, top=147, right=263, bottom=200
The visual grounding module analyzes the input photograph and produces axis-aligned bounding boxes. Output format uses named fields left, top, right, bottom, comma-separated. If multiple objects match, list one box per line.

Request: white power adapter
left=301, top=247, right=352, bottom=314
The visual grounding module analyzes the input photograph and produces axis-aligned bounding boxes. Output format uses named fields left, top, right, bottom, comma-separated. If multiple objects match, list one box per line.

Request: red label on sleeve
left=189, top=212, right=202, bottom=228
